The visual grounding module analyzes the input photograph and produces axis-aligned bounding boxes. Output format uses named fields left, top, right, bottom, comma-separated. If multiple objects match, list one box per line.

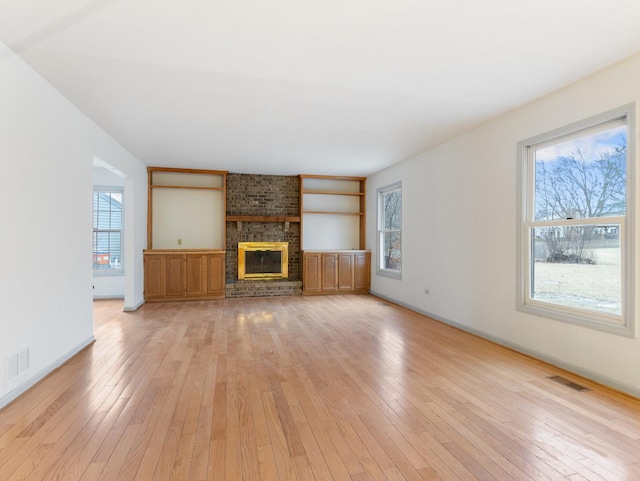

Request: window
left=378, top=182, right=402, bottom=277
left=93, top=188, right=123, bottom=274
left=517, top=105, right=635, bottom=336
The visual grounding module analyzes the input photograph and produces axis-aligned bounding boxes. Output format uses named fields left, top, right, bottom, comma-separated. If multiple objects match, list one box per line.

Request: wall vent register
left=5, top=348, right=30, bottom=383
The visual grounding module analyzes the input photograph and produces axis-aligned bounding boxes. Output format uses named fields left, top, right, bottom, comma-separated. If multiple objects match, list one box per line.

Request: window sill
left=93, top=270, right=124, bottom=277
left=517, top=302, right=634, bottom=338
left=377, top=269, right=402, bottom=280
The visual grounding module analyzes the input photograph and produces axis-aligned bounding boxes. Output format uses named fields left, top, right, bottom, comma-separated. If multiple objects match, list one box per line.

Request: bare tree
left=536, top=144, right=626, bottom=220
left=535, top=142, right=625, bottom=263
left=382, top=190, right=402, bottom=270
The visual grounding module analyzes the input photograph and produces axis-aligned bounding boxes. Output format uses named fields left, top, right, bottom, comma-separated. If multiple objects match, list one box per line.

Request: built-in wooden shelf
left=226, top=215, right=301, bottom=222
left=301, top=190, right=365, bottom=196
left=300, top=174, right=366, bottom=251
left=146, top=167, right=227, bottom=301
left=303, top=211, right=363, bottom=216
left=151, top=185, right=225, bottom=191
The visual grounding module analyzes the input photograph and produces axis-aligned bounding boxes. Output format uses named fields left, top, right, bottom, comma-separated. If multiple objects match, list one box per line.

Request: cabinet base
left=302, top=289, right=370, bottom=296
left=144, top=294, right=225, bottom=303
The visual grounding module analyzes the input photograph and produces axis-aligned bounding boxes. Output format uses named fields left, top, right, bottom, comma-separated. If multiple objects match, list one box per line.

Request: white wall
left=0, top=41, right=147, bottom=407
left=367, top=53, right=640, bottom=397
left=91, top=143, right=147, bottom=312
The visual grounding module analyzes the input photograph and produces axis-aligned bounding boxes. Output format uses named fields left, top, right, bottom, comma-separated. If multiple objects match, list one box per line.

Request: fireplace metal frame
left=238, top=242, right=289, bottom=280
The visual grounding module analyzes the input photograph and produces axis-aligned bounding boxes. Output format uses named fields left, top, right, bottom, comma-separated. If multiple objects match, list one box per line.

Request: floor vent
left=547, top=375, right=589, bottom=392
left=6, top=348, right=30, bottom=381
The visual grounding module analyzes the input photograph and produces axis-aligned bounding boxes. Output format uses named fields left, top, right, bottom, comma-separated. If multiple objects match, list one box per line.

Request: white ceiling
left=2, top=0, right=640, bottom=176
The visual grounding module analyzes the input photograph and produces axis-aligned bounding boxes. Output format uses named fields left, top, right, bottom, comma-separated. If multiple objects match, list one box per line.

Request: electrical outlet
left=424, top=288, right=430, bottom=295
left=178, top=238, right=182, bottom=246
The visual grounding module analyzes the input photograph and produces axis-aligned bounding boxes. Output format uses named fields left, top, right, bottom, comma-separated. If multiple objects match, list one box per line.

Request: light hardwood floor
left=2, top=295, right=640, bottom=481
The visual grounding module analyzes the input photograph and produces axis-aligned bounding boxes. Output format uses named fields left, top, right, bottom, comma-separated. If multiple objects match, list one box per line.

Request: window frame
left=517, top=104, right=635, bottom=337
left=93, top=186, right=124, bottom=276
left=377, top=181, right=402, bottom=279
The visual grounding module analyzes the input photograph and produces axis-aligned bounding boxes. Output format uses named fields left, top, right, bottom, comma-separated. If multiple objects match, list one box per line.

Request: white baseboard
left=92, top=296, right=143, bottom=312
left=369, top=290, right=640, bottom=400
left=123, top=299, right=144, bottom=312
left=0, top=336, right=96, bottom=410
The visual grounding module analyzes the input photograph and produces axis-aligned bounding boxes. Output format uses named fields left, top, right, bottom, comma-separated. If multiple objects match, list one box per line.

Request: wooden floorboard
left=2, top=295, right=640, bottom=480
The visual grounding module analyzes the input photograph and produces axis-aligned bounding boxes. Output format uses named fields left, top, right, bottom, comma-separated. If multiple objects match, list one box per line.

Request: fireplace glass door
left=238, top=242, right=288, bottom=279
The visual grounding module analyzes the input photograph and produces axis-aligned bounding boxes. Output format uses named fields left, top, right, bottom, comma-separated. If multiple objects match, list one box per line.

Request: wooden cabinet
left=165, top=254, right=186, bottom=296
left=354, top=251, right=370, bottom=291
left=206, top=253, right=225, bottom=297
left=143, top=254, right=166, bottom=299
left=338, top=252, right=354, bottom=290
left=144, top=250, right=225, bottom=301
left=322, top=253, right=339, bottom=291
left=185, top=254, right=207, bottom=296
left=303, top=251, right=370, bottom=295
left=302, top=252, right=322, bottom=293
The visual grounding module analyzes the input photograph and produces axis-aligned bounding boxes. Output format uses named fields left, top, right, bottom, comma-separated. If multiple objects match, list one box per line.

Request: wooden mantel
left=226, top=215, right=301, bottom=222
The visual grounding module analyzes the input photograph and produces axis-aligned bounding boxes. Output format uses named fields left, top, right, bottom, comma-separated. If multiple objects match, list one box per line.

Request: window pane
left=534, top=124, right=626, bottom=221
left=383, top=190, right=401, bottom=230
left=93, top=192, right=123, bottom=229
left=93, top=231, right=122, bottom=269
left=382, top=232, right=401, bottom=271
left=531, top=225, right=621, bottom=315
left=93, top=190, right=123, bottom=271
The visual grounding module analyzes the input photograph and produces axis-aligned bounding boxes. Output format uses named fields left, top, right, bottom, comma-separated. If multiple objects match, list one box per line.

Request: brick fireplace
left=225, top=173, right=302, bottom=297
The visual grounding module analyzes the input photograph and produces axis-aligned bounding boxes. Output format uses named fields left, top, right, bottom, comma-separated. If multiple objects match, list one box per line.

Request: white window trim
left=93, top=185, right=124, bottom=277
left=516, top=104, right=636, bottom=337
left=377, top=181, right=402, bottom=279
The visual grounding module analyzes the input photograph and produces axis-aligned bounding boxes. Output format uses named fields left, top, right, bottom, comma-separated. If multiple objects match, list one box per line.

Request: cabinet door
left=144, top=254, right=166, bottom=299
left=185, top=254, right=207, bottom=296
left=321, top=253, right=339, bottom=291
left=303, top=252, right=322, bottom=293
left=165, top=254, right=185, bottom=296
left=354, top=251, right=371, bottom=291
left=206, top=253, right=225, bottom=297
left=338, top=252, right=354, bottom=290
